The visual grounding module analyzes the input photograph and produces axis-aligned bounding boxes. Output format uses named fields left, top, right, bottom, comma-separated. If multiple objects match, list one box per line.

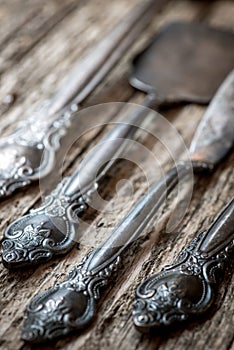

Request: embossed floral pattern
left=16, top=223, right=51, bottom=248
left=0, top=101, right=73, bottom=198
left=39, top=298, right=70, bottom=323
left=45, top=198, right=68, bottom=217
left=21, top=254, right=121, bottom=342
left=181, top=254, right=202, bottom=276
left=2, top=222, right=53, bottom=266
left=133, top=229, right=234, bottom=329
left=152, top=283, right=179, bottom=306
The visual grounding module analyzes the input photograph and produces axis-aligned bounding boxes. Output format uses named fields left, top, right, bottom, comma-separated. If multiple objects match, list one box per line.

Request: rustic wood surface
left=0, top=1, right=233, bottom=349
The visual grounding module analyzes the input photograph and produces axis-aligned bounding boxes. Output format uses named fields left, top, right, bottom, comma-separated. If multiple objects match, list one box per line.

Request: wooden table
left=0, top=1, right=233, bottom=349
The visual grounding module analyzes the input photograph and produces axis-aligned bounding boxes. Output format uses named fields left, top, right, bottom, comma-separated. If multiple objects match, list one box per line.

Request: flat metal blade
left=190, top=69, right=234, bottom=167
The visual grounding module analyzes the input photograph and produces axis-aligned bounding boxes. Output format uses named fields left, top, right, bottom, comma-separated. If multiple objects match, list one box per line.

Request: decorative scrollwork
left=2, top=179, right=97, bottom=268
left=21, top=253, right=120, bottom=343
left=0, top=102, right=74, bottom=199
left=133, top=230, right=234, bottom=330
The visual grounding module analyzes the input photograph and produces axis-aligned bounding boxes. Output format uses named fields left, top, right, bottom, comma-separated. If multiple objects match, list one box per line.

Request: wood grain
left=0, top=1, right=233, bottom=350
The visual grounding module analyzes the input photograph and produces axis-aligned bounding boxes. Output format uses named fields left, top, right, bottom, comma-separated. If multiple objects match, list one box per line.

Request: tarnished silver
left=2, top=23, right=234, bottom=268
left=1, top=19, right=234, bottom=199
left=21, top=165, right=188, bottom=344
left=0, top=0, right=161, bottom=199
left=1, top=103, right=152, bottom=268
left=132, top=70, right=234, bottom=331
left=21, top=71, right=234, bottom=344
left=190, top=69, right=234, bottom=167
left=133, top=198, right=234, bottom=330
left=0, top=104, right=72, bottom=198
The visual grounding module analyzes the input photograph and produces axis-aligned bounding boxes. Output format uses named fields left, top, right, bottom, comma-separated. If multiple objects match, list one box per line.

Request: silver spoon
left=2, top=22, right=234, bottom=268
left=21, top=69, right=234, bottom=344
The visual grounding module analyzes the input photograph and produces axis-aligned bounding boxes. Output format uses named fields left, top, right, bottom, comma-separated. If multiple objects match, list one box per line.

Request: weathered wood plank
left=0, top=0, right=81, bottom=74
left=0, top=0, right=144, bottom=129
left=0, top=0, right=44, bottom=44
left=0, top=1, right=233, bottom=350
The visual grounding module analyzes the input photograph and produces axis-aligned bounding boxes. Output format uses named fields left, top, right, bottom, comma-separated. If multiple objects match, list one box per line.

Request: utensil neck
left=62, top=95, right=156, bottom=199
left=83, top=162, right=191, bottom=273
left=197, top=198, right=234, bottom=256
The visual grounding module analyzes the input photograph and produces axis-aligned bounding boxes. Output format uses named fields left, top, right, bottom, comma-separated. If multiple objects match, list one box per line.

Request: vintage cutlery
left=0, top=0, right=164, bottom=199
left=133, top=198, right=234, bottom=331
left=2, top=22, right=234, bottom=268
left=21, top=70, right=234, bottom=344
left=132, top=71, right=234, bottom=330
left=1, top=20, right=234, bottom=201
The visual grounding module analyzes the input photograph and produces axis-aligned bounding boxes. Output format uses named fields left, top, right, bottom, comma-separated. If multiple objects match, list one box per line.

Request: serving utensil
left=2, top=22, right=234, bottom=268
left=21, top=69, right=234, bottom=344
left=133, top=198, right=234, bottom=331
left=132, top=72, right=234, bottom=332
left=0, top=0, right=164, bottom=199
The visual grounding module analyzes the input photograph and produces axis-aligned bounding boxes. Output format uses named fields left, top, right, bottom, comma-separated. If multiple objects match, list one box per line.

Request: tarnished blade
left=1, top=21, right=234, bottom=200
left=190, top=70, right=234, bottom=167
left=18, top=44, right=234, bottom=346
left=0, top=0, right=165, bottom=200
left=2, top=24, right=234, bottom=271
left=131, top=22, right=234, bottom=104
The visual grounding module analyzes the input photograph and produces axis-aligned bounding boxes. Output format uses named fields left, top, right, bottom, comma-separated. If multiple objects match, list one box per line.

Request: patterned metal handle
left=1, top=99, right=154, bottom=268
left=0, top=0, right=161, bottom=199
left=133, top=198, right=234, bottom=331
left=19, top=178, right=234, bottom=343
left=20, top=163, right=191, bottom=343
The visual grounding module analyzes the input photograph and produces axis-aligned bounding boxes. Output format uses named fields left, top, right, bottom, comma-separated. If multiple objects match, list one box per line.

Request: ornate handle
left=21, top=163, right=191, bottom=343
left=0, top=0, right=162, bottom=199
left=133, top=198, right=234, bottom=331
left=1, top=98, right=154, bottom=268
